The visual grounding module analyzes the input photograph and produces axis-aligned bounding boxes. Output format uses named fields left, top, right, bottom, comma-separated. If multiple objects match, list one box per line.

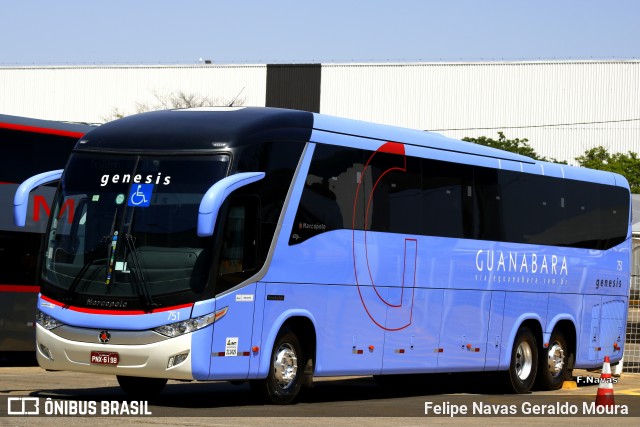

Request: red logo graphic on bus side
left=33, top=195, right=75, bottom=224
left=352, top=142, right=417, bottom=331
left=99, top=330, right=111, bottom=344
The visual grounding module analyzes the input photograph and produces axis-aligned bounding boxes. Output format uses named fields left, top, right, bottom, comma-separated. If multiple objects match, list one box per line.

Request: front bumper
left=36, top=324, right=194, bottom=380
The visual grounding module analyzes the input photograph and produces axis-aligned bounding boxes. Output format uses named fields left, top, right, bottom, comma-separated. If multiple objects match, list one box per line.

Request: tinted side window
left=598, top=185, right=629, bottom=248
left=290, top=144, right=365, bottom=244
left=292, top=144, right=475, bottom=242
left=473, top=167, right=503, bottom=241
left=421, top=159, right=474, bottom=238
left=496, top=171, right=567, bottom=246
left=364, top=150, right=421, bottom=234
left=291, top=143, right=629, bottom=250
left=559, top=180, right=628, bottom=250
left=522, top=174, right=567, bottom=246
left=562, top=178, right=601, bottom=248
left=0, top=129, right=78, bottom=183
left=476, top=169, right=629, bottom=250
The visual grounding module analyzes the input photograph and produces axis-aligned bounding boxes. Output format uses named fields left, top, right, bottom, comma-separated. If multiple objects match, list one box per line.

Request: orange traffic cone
left=595, top=356, right=615, bottom=407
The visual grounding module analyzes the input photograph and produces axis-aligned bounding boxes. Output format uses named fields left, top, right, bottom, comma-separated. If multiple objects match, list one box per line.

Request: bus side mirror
left=14, top=169, right=64, bottom=227
left=197, top=172, right=265, bottom=237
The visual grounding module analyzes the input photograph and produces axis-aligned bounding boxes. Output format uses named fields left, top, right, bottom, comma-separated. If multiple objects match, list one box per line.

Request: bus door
left=209, top=283, right=258, bottom=380
left=209, top=199, right=260, bottom=380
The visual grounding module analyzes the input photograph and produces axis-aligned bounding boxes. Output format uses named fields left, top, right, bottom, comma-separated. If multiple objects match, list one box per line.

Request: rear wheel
left=506, top=326, right=538, bottom=393
left=252, top=329, right=304, bottom=404
left=535, top=330, right=569, bottom=390
left=116, top=376, right=167, bottom=398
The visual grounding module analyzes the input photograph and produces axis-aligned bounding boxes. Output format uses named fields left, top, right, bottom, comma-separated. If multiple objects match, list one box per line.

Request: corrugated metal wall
left=0, top=61, right=638, bottom=163
left=320, top=61, right=640, bottom=163
left=266, top=64, right=321, bottom=112
left=0, top=65, right=267, bottom=124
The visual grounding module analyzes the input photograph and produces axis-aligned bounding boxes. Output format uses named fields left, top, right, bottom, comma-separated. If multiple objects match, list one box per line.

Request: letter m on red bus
left=33, top=195, right=75, bottom=224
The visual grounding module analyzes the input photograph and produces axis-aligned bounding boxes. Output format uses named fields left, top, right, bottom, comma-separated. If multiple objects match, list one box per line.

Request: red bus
left=0, top=114, right=94, bottom=352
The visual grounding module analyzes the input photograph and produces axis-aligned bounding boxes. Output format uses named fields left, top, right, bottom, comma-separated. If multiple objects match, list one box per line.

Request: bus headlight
left=36, top=309, right=64, bottom=330
left=153, top=307, right=228, bottom=338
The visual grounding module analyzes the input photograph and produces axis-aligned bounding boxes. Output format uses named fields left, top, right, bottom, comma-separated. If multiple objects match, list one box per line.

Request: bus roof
left=311, top=111, right=535, bottom=163
left=79, top=107, right=531, bottom=162
left=77, top=107, right=314, bottom=152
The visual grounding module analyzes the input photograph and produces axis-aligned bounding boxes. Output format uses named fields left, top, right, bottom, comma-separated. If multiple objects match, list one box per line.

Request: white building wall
left=0, top=61, right=638, bottom=164
left=0, top=65, right=267, bottom=124
left=320, top=61, right=640, bottom=164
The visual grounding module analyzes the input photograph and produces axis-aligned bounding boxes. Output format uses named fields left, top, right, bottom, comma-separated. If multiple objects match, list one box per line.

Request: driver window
left=214, top=196, right=259, bottom=294
left=220, top=206, right=247, bottom=275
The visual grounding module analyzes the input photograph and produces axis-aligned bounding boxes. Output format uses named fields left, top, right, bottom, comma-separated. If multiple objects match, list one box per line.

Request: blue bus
left=15, top=107, right=631, bottom=403
left=0, top=115, right=93, bottom=352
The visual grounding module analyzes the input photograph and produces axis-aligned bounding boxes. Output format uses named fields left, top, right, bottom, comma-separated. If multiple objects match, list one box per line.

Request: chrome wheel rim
left=515, top=341, right=533, bottom=381
left=273, top=343, right=298, bottom=389
left=547, top=341, right=565, bottom=377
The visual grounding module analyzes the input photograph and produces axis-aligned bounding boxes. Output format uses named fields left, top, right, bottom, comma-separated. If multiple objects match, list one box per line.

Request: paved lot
left=1, top=358, right=639, bottom=426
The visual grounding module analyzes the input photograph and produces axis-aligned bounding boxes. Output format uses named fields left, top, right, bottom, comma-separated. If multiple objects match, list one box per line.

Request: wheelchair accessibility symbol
left=128, top=184, right=153, bottom=207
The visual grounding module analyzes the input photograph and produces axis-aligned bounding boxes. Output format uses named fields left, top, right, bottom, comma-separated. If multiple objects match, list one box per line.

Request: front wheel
left=251, top=329, right=304, bottom=404
left=505, top=326, right=538, bottom=393
left=116, top=376, right=167, bottom=398
left=535, top=330, right=570, bottom=390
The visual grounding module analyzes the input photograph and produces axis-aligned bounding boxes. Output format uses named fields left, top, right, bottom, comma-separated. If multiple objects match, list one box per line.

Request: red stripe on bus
left=40, top=295, right=193, bottom=315
left=0, top=122, right=85, bottom=138
left=0, top=284, right=41, bottom=293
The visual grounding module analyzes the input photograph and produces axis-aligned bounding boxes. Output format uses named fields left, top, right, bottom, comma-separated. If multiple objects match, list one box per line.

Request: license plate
left=90, top=351, right=119, bottom=365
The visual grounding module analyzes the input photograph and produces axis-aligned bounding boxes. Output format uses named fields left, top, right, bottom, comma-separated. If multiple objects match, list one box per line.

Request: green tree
left=462, top=132, right=566, bottom=163
left=575, top=146, right=640, bottom=193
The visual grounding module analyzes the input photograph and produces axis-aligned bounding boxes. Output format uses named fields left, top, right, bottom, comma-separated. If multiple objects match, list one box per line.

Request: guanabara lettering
left=475, top=250, right=568, bottom=275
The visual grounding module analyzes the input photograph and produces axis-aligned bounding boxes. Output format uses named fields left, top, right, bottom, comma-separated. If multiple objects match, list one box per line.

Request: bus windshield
left=42, top=153, right=230, bottom=310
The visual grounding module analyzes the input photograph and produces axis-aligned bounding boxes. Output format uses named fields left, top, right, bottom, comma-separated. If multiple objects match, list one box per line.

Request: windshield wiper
left=62, top=236, right=110, bottom=304
left=124, top=233, right=160, bottom=313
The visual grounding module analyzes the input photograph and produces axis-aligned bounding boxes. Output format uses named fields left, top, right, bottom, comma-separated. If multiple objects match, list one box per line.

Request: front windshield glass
left=42, top=153, right=229, bottom=310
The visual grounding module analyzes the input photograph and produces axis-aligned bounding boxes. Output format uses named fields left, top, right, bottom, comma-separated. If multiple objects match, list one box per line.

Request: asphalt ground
left=1, top=356, right=639, bottom=426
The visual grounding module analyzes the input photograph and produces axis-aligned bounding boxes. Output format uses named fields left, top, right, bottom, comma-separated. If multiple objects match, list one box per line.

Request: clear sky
left=2, top=0, right=639, bottom=65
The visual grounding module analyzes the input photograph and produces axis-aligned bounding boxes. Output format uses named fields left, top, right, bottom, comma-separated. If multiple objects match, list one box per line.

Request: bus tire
left=506, top=326, right=538, bottom=393
left=535, top=330, right=569, bottom=390
left=116, top=375, right=167, bottom=398
left=253, top=329, right=304, bottom=404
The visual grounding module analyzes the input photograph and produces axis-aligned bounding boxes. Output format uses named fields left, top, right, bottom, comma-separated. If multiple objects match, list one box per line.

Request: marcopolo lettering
left=100, top=172, right=171, bottom=187
left=475, top=250, right=568, bottom=275
left=86, top=299, right=128, bottom=308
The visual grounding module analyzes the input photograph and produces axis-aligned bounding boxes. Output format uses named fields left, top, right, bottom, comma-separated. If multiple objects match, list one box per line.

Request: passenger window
left=421, top=159, right=473, bottom=238
left=473, top=167, right=503, bottom=241
left=291, top=144, right=365, bottom=244
left=364, top=150, right=421, bottom=234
